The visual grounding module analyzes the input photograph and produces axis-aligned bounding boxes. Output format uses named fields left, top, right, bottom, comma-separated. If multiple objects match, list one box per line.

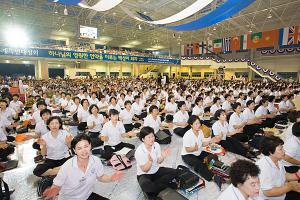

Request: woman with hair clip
left=43, top=134, right=123, bottom=200
left=212, top=109, right=256, bottom=160
left=181, top=115, right=223, bottom=190
left=135, top=126, right=178, bottom=199
left=33, top=116, right=73, bottom=177
left=119, top=100, right=141, bottom=133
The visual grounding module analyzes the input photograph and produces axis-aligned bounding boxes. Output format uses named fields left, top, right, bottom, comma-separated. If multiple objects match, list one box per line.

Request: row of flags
left=182, top=25, right=300, bottom=56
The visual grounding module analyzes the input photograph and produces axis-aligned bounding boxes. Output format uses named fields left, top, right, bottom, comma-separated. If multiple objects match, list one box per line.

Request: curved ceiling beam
left=78, top=0, right=123, bottom=12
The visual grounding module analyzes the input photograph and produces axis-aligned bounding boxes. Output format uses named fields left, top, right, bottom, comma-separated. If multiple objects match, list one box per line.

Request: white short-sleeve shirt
left=101, top=121, right=125, bottom=146
left=9, top=100, right=23, bottom=112
left=229, top=112, right=245, bottom=133
left=87, top=114, right=104, bottom=132
left=35, top=121, right=49, bottom=136
left=165, top=102, right=177, bottom=115
left=97, top=101, right=109, bottom=112
left=210, top=104, right=222, bottom=115
left=42, top=130, right=70, bottom=160
left=135, top=142, right=161, bottom=176
left=217, top=184, right=262, bottom=200
left=173, top=111, right=189, bottom=128
left=282, top=135, right=300, bottom=167
left=212, top=120, right=228, bottom=140
left=181, top=129, right=204, bottom=156
left=144, top=115, right=161, bottom=133
left=54, top=155, right=104, bottom=200
left=77, top=108, right=90, bottom=123
left=88, top=98, right=99, bottom=105
left=242, top=108, right=255, bottom=121
left=108, top=104, right=121, bottom=113
left=32, top=110, right=43, bottom=123
left=222, top=101, right=232, bottom=111
left=255, top=95, right=262, bottom=104
left=0, top=115, right=11, bottom=141
left=279, top=101, right=288, bottom=113
left=132, top=102, right=144, bottom=115
left=256, top=156, right=286, bottom=200
left=192, top=105, right=204, bottom=119
left=255, top=106, right=268, bottom=118
left=268, top=102, right=277, bottom=113
left=119, top=109, right=134, bottom=125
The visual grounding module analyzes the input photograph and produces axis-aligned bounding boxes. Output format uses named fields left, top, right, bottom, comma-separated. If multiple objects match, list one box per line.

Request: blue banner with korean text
left=0, top=47, right=180, bottom=65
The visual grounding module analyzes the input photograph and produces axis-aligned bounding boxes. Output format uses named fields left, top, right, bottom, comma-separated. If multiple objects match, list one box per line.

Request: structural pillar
left=36, top=60, right=49, bottom=80
left=120, top=62, right=123, bottom=78
left=106, top=62, right=110, bottom=77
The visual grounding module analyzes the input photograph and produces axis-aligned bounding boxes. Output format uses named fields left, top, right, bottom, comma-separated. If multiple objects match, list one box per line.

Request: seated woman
left=135, top=126, right=178, bottom=198
left=119, top=101, right=141, bottom=132
left=33, top=116, right=73, bottom=177
left=87, top=104, right=106, bottom=148
left=210, top=97, right=222, bottom=116
left=107, top=97, right=121, bottom=113
left=173, top=101, right=190, bottom=137
left=77, top=99, right=90, bottom=131
left=100, top=109, right=136, bottom=160
left=212, top=109, right=256, bottom=160
left=43, top=134, right=123, bottom=200
left=163, top=95, right=177, bottom=123
left=255, top=98, right=277, bottom=128
left=144, top=105, right=171, bottom=136
left=256, top=135, right=300, bottom=200
left=192, top=97, right=204, bottom=120
left=217, top=160, right=261, bottom=200
left=97, top=95, right=109, bottom=116
left=181, top=115, right=223, bottom=190
left=283, top=122, right=300, bottom=173
left=0, top=115, right=15, bottom=162
left=284, top=111, right=300, bottom=140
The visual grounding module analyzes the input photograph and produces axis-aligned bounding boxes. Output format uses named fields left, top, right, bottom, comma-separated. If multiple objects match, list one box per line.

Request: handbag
left=158, top=188, right=188, bottom=200
left=0, top=178, right=10, bottom=200
left=155, top=130, right=171, bottom=144
left=176, top=165, right=200, bottom=190
left=109, top=154, right=132, bottom=171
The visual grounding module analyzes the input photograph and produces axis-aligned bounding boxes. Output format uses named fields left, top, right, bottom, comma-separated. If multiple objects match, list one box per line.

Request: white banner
left=79, top=0, right=123, bottom=12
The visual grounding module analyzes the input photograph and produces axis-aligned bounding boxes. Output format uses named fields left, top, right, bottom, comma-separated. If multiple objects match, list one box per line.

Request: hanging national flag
left=192, top=43, right=200, bottom=55
left=207, top=40, right=213, bottom=53
left=230, top=36, right=240, bottom=51
left=222, top=37, right=231, bottom=52
left=248, top=30, right=278, bottom=49
left=279, top=26, right=300, bottom=47
left=186, top=44, right=193, bottom=56
left=213, top=39, right=222, bottom=52
left=241, top=34, right=248, bottom=50
left=199, top=41, right=207, bottom=55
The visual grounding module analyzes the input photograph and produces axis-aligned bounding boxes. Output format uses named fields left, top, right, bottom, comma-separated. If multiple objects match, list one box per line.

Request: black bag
left=176, top=165, right=199, bottom=190
left=155, top=130, right=171, bottom=144
left=158, top=188, right=188, bottom=200
left=249, top=135, right=266, bottom=150
left=0, top=178, right=10, bottom=200
left=16, top=127, right=28, bottom=134
left=37, top=176, right=54, bottom=197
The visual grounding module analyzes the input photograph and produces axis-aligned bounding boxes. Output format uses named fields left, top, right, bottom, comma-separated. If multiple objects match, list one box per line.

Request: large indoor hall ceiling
left=0, top=0, right=300, bottom=54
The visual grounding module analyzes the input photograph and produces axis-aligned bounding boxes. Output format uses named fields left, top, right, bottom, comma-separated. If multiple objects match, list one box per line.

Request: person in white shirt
left=254, top=91, right=263, bottom=105
left=107, top=97, right=121, bottom=114
left=173, top=101, right=190, bottom=137
left=246, top=91, right=254, bottom=104
left=144, top=105, right=171, bottom=136
left=43, top=134, right=123, bottom=200
left=236, top=93, right=246, bottom=109
left=283, top=111, right=300, bottom=140
left=210, top=97, right=222, bottom=115
left=77, top=88, right=85, bottom=100
left=0, top=114, right=15, bottom=162
left=100, top=109, right=136, bottom=160
left=77, top=99, right=90, bottom=131
left=192, top=97, right=204, bottom=120
left=256, top=136, right=300, bottom=200
left=217, top=160, right=261, bottom=200
left=87, top=104, right=107, bottom=148
left=132, top=95, right=146, bottom=119
left=69, top=97, right=82, bottom=122
left=185, top=95, right=193, bottom=114
left=182, top=115, right=223, bottom=189
left=212, top=109, right=256, bottom=160
left=203, top=91, right=213, bottom=107
left=31, top=100, right=47, bottom=127
left=88, top=92, right=99, bottom=105
left=222, top=94, right=232, bottom=113
left=255, top=99, right=276, bottom=128
left=61, top=93, right=73, bottom=114
left=117, top=93, right=126, bottom=109
left=124, top=90, right=134, bottom=102
left=163, top=95, right=177, bottom=122
left=119, top=101, right=141, bottom=132
left=97, top=95, right=109, bottom=115
left=279, top=95, right=291, bottom=115
left=33, top=116, right=72, bottom=177
left=135, top=126, right=178, bottom=198
left=283, top=122, right=300, bottom=172
left=9, top=94, right=24, bottom=115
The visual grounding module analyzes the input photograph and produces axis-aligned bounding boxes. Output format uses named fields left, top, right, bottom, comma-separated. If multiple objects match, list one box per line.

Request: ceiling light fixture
left=213, top=27, right=216, bottom=31
left=64, top=6, right=68, bottom=15
left=138, top=24, right=142, bottom=30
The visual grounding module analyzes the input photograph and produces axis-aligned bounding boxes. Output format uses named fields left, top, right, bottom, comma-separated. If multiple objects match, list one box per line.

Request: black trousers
left=220, top=137, right=248, bottom=157
left=174, top=126, right=191, bottom=137
left=137, top=167, right=178, bottom=196
left=103, top=142, right=135, bottom=160
left=87, top=192, right=109, bottom=200
left=284, top=166, right=300, bottom=200
left=243, top=124, right=263, bottom=139
left=182, top=151, right=214, bottom=181
left=32, top=142, right=41, bottom=150
left=88, top=132, right=104, bottom=148
left=78, top=122, right=87, bottom=131
left=33, top=157, right=69, bottom=177
left=0, top=145, right=15, bottom=161
left=124, top=123, right=141, bottom=132
left=231, top=133, right=249, bottom=143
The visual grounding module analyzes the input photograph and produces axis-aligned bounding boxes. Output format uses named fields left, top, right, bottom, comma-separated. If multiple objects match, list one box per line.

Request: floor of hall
left=3, top=133, right=251, bottom=200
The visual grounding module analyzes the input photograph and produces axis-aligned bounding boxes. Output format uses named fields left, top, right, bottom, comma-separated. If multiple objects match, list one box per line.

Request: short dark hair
left=12, top=94, right=19, bottom=98
left=46, top=116, right=63, bottom=130
left=80, top=98, right=89, bottom=105
left=36, top=100, right=47, bottom=107
left=230, top=160, right=260, bottom=187
left=268, top=95, right=275, bottom=102
left=260, top=135, right=284, bottom=156
left=232, top=102, right=241, bottom=111
left=288, top=111, right=300, bottom=123
left=214, top=109, right=225, bottom=120
left=124, top=100, right=132, bottom=106
left=246, top=100, right=254, bottom=107
left=139, top=126, right=154, bottom=141
left=110, top=97, right=116, bottom=102
left=224, top=94, right=231, bottom=99
left=40, top=109, right=51, bottom=117
left=195, top=97, right=203, bottom=105
left=213, top=97, right=220, bottom=104
left=89, top=104, right=99, bottom=114
left=71, top=133, right=91, bottom=154
left=177, top=101, right=185, bottom=109
left=134, top=95, right=140, bottom=100
left=292, top=122, right=300, bottom=137
left=109, top=108, right=119, bottom=116
left=168, top=95, right=174, bottom=102
left=188, top=115, right=200, bottom=125
left=149, top=105, right=158, bottom=113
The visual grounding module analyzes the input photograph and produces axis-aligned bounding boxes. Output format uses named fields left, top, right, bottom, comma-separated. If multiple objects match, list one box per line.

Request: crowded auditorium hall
left=0, top=0, right=300, bottom=200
